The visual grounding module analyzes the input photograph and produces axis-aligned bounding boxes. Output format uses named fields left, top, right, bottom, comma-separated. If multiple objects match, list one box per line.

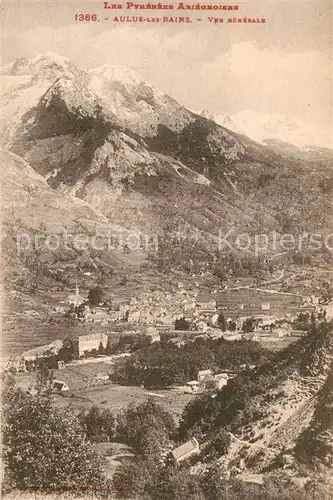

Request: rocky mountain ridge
left=180, top=322, right=333, bottom=476
left=2, top=52, right=333, bottom=257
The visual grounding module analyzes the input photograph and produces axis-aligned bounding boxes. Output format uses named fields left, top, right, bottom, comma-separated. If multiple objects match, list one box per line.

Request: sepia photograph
left=1, top=0, right=332, bottom=499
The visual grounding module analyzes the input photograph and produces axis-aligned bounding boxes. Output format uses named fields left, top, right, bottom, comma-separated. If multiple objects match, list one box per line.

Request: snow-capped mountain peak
left=5, top=52, right=79, bottom=80
left=196, top=110, right=240, bottom=133
left=0, top=52, right=84, bottom=144
left=197, top=108, right=332, bottom=149
left=231, top=109, right=332, bottom=149
left=90, top=64, right=145, bottom=89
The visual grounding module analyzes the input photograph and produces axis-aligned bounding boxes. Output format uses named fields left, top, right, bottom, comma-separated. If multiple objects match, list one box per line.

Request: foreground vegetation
left=3, top=373, right=331, bottom=500
left=112, top=336, right=272, bottom=388
left=2, top=322, right=333, bottom=499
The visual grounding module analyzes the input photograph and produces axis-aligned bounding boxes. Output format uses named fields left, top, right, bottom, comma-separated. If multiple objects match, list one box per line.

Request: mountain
left=213, top=109, right=332, bottom=150
left=1, top=148, right=145, bottom=340
left=1, top=52, right=333, bottom=262
left=199, top=110, right=240, bottom=134
left=179, top=321, right=333, bottom=476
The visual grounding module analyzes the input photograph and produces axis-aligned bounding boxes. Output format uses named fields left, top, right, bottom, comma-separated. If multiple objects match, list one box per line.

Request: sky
left=1, top=0, right=332, bottom=128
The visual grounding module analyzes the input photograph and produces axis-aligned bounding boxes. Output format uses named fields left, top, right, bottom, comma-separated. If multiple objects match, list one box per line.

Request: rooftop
left=171, top=438, right=199, bottom=461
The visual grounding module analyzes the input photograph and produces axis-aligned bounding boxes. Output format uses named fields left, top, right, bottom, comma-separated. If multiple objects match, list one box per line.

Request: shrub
left=116, top=398, right=175, bottom=459
left=202, top=429, right=231, bottom=459
left=88, top=285, right=104, bottom=306
left=2, top=378, right=108, bottom=493
left=78, top=405, right=115, bottom=442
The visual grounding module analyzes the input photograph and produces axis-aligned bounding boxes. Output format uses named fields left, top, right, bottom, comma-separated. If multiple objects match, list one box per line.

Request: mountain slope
left=179, top=321, right=333, bottom=475
left=1, top=149, right=145, bottom=334
left=2, top=53, right=333, bottom=256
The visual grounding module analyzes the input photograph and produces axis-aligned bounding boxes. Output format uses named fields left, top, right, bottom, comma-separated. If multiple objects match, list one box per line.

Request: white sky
left=1, top=0, right=332, bottom=128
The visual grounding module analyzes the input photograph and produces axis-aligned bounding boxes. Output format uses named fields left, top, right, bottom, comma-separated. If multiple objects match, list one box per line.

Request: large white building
left=77, top=332, right=108, bottom=356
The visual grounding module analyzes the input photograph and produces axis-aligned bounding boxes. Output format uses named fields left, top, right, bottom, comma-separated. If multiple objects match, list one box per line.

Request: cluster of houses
left=65, top=283, right=321, bottom=336
left=4, top=331, right=110, bottom=374
left=66, top=283, right=199, bottom=326
left=185, top=368, right=232, bottom=394
left=6, top=283, right=332, bottom=375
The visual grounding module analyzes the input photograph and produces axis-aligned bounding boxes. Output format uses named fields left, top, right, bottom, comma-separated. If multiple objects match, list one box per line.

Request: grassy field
left=54, top=384, right=194, bottom=423
left=13, top=359, right=195, bottom=423
left=258, top=335, right=301, bottom=351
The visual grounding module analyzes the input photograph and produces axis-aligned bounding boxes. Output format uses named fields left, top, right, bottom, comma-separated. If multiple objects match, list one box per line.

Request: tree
left=175, top=317, right=190, bottom=331
left=78, top=405, right=115, bottom=443
left=217, top=312, right=227, bottom=332
left=242, top=317, right=256, bottom=333
left=2, top=378, right=108, bottom=493
left=113, top=460, right=151, bottom=498
left=202, top=429, right=231, bottom=459
left=228, top=321, right=237, bottom=332
left=162, top=469, right=205, bottom=500
left=98, top=340, right=107, bottom=355
left=116, top=399, right=175, bottom=458
left=88, top=286, right=104, bottom=306
left=57, top=337, right=78, bottom=362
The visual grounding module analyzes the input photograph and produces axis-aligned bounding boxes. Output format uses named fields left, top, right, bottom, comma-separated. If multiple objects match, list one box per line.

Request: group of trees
left=78, top=405, right=116, bottom=443
left=242, top=316, right=257, bottom=333
left=178, top=321, right=333, bottom=447
left=2, top=377, right=109, bottom=494
left=149, top=228, right=276, bottom=280
left=212, top=251, right=274, bottom=280
left=112, top=336, right=272, bottom=389
left=116, top=399, right=176, bottom=459
left=174, top=317, right=191, bottom=330
left=3, top=321, right=332, bottom=500
left=2, top=375, right=185, bottom=497
left=113, top=451, right=330, bottom=500
left=111, top=333, right=155, bottom=354
left=217, top=312, right=237, bottom=332
left=2, top=374, right=176, bottom=495
left=293, top=311, right=327, bottom=332
left=88, top=285, right=105, bottom=306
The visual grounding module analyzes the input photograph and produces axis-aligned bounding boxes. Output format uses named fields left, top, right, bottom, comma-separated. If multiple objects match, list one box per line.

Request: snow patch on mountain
left=199, top=108, right=332, bottom=149
left=90, top=64, right=145, bottom=88
left=200, top=110, right=240, bottom=133
left=231, top=110, right=332, bottom=149
left=89, top=63, right=194, bottom=136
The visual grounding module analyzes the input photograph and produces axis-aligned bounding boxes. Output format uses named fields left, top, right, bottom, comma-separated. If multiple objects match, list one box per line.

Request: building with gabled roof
left=52, top=380, right=69, bottom=392
left=197, top=369, right=212, bottom=382
left=171, top=437, right=200, bottom=467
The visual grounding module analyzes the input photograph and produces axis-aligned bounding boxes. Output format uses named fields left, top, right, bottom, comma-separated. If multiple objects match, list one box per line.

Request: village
left=4, top=277, right=333, bottom=394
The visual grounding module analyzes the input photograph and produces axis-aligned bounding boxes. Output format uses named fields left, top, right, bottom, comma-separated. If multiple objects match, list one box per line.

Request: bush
left=78, top=405, right=115, bottom=442
left=88, top=285, right=104, bottom=306
left=2, top=378, right=109, bottom=493
left=116, top=398, right=175, bottom=459
left=202, top=429, right=231, bottom=459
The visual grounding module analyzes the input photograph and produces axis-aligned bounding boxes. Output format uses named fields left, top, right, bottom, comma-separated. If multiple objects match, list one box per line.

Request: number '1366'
left=75, top=14, right=98, bottom=21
